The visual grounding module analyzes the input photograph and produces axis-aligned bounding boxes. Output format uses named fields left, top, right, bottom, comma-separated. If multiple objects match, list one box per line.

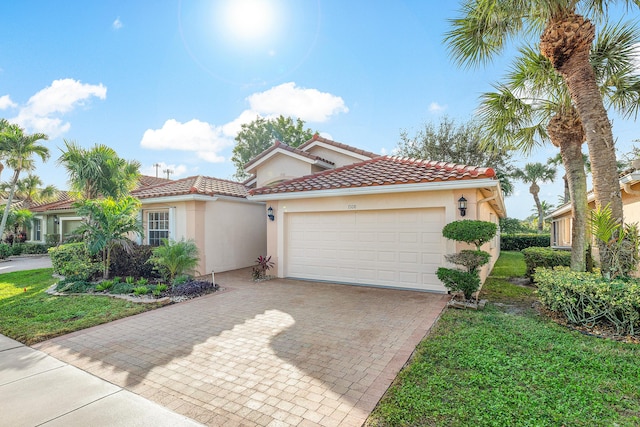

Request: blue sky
left=0, top=1, right=638, bottom=220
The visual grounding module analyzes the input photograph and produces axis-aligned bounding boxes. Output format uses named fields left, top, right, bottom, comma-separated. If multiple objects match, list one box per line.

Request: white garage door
left=286, top=208, right=446, bottom=291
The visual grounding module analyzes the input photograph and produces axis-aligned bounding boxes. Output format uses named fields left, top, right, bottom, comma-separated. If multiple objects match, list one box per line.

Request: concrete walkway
left=0, top=334, right=203, bottom=426
left=0, top=255, right=53, bottom=273
left=33, top=269, right=449, bottom=426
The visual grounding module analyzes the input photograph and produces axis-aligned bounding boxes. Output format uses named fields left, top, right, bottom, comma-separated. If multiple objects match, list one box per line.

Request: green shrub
left=0, top=243, right=11, bottom=259
left=155, top=284, right=168, bottom=292
left=12, top=243, right=48, bottom=255
left=45, top=233, right=60, bottom=247
left=535, top=267, right=640, bottom=336
left=501, top=234, right=550, bottom=251
left=436, top=268, right=481, bottom=299
left=125, top=276, right=135, bottom=284
left=442, top=220, right=497, bottom=249
left=56, top=279, right=95, bottom=294
left=133, top=286, right=149, bottom=295
left=522, top=247, right=572, bottom=278
left=148, top=239, right=200, bottom=282
left=49, top=243, right=100, bottom=281
left=109, top=282, right=134, bottom=294
left=444, top=249, right=490, bottom=273
left=136, top=277, right=149, bottom=286
left=95, top=281, right=113, bottom=291
left=108, top=244, right=158, bottom=279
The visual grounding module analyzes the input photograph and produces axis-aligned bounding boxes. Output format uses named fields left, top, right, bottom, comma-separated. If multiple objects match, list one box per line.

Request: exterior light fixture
left=53, top=215, right=60, bottom=225
left=458, top=196, right=467, bottom=217
left=267, top=206, right=275, bottom=221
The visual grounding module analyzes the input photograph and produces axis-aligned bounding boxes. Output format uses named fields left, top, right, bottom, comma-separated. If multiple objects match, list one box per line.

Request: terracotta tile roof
left=131, top=175, right=249, bottom=199
left=243, top=140, right=334, bottom=171
left=298, top=134, right=380, bottom=159
left=250, top=156, right=496, bottom=196
left=137, top=175, right=172, bottom=188
left=27, top=192, right=75, bottom=212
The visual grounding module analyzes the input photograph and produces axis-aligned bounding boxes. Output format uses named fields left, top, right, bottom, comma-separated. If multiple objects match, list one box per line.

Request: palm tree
left=57, top=140, right=141, bottom=200
left=514, top=163, right=556, bottom=232
left=76, top=196, right=143, bottom=279
left=0, top=124, right=49, bottom=238
left=15, top=174, right=57, bottom=204
left=477, top=22, right=640, bottom=271
left=445, top=0, right=638, bottom=233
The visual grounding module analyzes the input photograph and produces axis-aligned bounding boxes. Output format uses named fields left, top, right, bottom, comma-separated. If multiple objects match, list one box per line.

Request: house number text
left=347, top=204, right=357, bottom=209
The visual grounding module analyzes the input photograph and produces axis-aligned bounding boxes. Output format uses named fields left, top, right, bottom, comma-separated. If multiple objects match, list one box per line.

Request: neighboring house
left=246, top=135, right=506, bottom=293
left=548, top=167, right=640, bottom=249
left=29, top=175, right=266, bottom=275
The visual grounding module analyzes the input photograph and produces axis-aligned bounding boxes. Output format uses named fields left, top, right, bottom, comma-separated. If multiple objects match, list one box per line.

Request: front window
left=148, top=211, right=169, bottom=246
left=34, top=219, right=41, bottom=241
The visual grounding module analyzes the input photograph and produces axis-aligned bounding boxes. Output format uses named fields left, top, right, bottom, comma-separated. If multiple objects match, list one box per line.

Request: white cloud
left=0, top=95, right=16, bottom=110
left=113, top=17, right=123, bottom=30
left=141, top=83, right=348, bottom=164
left=246, top=82, right=348, bottom=122
left=12, top=79, right=106, bottom=138
left=142, top=162, right=190, bottom=179
left=140, top=119, right=231, bottom=163
left=428, top=102, right=446, bottom=114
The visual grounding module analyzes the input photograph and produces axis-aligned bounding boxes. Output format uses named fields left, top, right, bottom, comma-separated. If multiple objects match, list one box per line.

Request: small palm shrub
left=148, top=239, right=200, bottom=283
left=133, top=286, right=149, bottom=295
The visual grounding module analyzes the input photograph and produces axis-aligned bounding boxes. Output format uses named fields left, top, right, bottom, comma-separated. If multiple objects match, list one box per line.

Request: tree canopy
left=57, top=140, right=141, bottom=200
left=396, top=116, right=514, bottom=195
left=231, top=115, right=317, bottom=180
left=0, top=123, right=49, bottom=238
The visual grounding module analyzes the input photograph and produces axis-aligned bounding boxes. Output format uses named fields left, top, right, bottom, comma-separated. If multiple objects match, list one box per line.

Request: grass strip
left=0, top=268, right=162, bottom=345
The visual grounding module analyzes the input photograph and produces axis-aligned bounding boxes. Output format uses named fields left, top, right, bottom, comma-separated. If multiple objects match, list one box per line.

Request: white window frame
left=147, top=210, right=170, bottom=246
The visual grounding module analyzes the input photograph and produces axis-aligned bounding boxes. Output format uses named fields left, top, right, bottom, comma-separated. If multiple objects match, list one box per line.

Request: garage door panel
left=286, top=208, right=445, bottom=291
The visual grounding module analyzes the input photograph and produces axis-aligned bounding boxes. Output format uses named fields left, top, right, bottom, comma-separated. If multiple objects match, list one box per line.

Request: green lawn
left=0, top=268, right=163, bottom=345
left=367, top=251, right=640, bottom=427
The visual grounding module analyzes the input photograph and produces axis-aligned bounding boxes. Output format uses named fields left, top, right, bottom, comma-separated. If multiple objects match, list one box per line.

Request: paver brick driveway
left=34, top=269, right=449, bottom=426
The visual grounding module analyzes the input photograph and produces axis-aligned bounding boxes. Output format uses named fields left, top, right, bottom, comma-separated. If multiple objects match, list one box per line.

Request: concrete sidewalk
left=0, top=334, right=203, bottom=427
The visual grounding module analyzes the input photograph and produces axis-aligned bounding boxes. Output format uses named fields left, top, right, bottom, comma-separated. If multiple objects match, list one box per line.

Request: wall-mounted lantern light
left=267, top=206, right=275, bottom=221
left=53, top=215, right=60, bottom=225
left=458, top=196, right=467, bottom=217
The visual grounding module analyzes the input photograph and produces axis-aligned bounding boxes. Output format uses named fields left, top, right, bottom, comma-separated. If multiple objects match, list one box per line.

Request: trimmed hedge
left=442, top=220, right=497, bottom=249
left=436, top=267, right=481, bottom=299
left=522, top=247, right=571, bottom=278
left=501, top=233, right=550, bottom=251
left=11, top=242, right=49, bottom=255
left=535, top=267, right=640, bottom=336
left=49, top=242, right=101, bottom=281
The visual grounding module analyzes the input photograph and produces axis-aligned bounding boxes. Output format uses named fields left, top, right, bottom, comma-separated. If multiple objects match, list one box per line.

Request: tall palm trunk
left=0, top=169, right=20, bottom=239
left=541, top=13, right=623, bottom=272
left=530, top=182, right=543, bottom=232
left=548, top=111, right=588, bottom=271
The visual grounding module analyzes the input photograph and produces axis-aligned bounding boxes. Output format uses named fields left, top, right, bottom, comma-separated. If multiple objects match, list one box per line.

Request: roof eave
left=248, top=178, right=500, bottom=201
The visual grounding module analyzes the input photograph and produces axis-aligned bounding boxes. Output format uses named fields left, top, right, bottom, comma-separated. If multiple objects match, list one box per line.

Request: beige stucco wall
left=264, top=186, right=503, bottom=291
left=304, top=145, right=370, bottom=168
left=141, top=198, right=266, bottom=275
left=204, top=198, right=267, bottom=274
left=255, top=154, right=314, bottom=187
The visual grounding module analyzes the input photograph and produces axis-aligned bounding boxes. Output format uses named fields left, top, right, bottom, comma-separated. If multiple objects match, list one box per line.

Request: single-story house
left=246, top=135, right=506, bottom=293
left=29, top=175, right=266, bottom=275
left=548, top=167, right=640, bottom=249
